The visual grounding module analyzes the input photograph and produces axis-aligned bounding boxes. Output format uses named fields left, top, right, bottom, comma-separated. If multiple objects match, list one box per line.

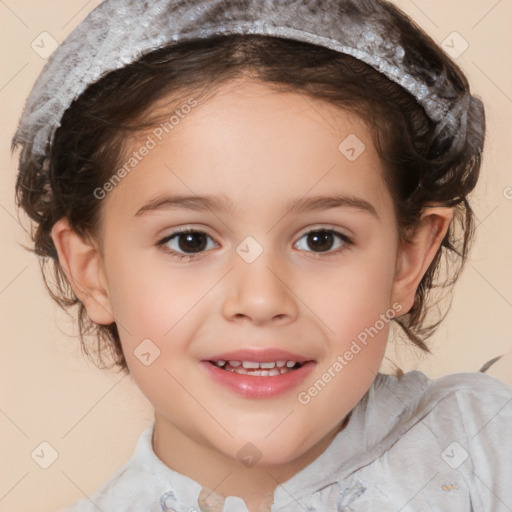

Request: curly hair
left=14, top=33, right=485, bottom=375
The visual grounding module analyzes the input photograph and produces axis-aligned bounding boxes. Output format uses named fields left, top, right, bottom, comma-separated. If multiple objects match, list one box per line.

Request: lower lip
left=199, top=361, right=316, bottom=399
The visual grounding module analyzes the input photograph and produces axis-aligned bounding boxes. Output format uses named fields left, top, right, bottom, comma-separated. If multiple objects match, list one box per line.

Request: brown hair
left=14, top=34, right=485, bottom=374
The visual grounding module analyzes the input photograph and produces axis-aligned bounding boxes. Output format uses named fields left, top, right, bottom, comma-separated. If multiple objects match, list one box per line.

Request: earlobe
left=391, top=207, right=454, bottom=314
left=50, top=218, right=114, bottom=325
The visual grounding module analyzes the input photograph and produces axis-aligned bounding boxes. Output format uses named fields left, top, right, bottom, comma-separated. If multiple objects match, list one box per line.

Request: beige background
left=1, top=1, right=511, bottom=511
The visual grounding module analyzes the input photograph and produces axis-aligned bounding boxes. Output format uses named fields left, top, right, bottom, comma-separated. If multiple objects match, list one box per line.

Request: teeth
left=211, top=359, right=303, bottom=374
left=242, top=361, right=260, bottom=369
left=233, top=360, right=299, bottom=369
left=223, top=366, right=294, bottom=376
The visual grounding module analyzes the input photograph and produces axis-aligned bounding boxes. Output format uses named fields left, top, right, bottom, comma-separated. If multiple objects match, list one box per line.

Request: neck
left=151, top=411, right=351, bottom=511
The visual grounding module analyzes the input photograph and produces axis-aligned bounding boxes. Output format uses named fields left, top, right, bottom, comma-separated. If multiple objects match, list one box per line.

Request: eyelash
left=157, top=227, right=353, bottom=262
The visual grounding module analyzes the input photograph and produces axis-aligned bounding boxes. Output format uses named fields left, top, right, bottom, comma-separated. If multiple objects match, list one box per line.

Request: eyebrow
left=134, top=193, right=378, bottom=218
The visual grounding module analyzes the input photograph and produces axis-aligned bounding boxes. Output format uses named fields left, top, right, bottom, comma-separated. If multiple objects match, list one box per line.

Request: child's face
left=93, top=79, right=405, bottom=467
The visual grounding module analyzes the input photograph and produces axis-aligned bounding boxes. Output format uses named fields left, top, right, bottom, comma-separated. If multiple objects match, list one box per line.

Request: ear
left=50, top=218, right=114, bottom=325
left=391, top=207, right=454, bottom=314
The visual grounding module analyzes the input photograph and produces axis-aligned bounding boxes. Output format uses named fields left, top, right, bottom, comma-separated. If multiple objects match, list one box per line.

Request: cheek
left=104, top=253, right=218, bottom=396
left=104, top=243, right=203, bottom=338
left=300, top=246, right=397, bottom=342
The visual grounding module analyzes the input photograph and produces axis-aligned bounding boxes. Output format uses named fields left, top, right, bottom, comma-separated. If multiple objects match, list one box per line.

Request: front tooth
left=286, top=361, right=296, bottom=368
left=260, top=362, right=276, bottom=369
left=269, top=369, right=280, bottom=376
left=229, top=360, right=241, bottom=366
left=276, top=361, right=286, bottom=367
left=242, top=361, right=260, bottom=369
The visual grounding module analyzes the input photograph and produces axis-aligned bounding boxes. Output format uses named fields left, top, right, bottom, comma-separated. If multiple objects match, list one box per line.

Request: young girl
left=12, top=0, right=512, bottom=511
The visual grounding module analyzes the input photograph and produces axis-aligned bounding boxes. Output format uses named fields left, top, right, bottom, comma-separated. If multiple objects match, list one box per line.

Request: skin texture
left=51, top=78, right=453, bottom=511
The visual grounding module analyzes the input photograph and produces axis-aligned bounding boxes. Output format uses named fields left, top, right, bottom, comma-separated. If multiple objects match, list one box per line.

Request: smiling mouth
left=208, top=360, right=304, bottom=376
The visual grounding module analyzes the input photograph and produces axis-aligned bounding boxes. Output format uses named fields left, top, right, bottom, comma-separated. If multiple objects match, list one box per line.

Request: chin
left=222, top=433, right=313, bottom=468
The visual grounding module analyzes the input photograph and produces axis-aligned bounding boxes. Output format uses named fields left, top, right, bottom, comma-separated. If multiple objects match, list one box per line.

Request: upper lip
left=204, top=348, right=313, bottom=363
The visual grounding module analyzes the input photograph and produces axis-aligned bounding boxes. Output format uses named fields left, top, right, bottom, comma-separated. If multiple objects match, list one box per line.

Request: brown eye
left=161, top=230, right=216, bottom=255
left=295, top=229, right=351, bottom=254
left=307, top=230, right=335, bottom=252
left=176, top=232, right=208, bottom=253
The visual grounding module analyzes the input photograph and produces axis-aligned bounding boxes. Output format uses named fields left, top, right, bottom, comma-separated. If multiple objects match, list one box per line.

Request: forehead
left=105, top=78, right=392, bottom=219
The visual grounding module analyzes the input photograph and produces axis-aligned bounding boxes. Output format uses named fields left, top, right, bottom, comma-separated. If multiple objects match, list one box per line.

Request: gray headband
left=13, top=0, right=480, bottom=161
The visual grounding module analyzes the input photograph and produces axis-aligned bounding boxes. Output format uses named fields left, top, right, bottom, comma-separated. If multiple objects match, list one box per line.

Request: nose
left=221, top=248, right=299, bottom=326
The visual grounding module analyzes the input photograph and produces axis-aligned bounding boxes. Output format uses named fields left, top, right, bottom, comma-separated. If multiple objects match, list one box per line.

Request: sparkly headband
left=13, top=0, right=482, bottom=161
